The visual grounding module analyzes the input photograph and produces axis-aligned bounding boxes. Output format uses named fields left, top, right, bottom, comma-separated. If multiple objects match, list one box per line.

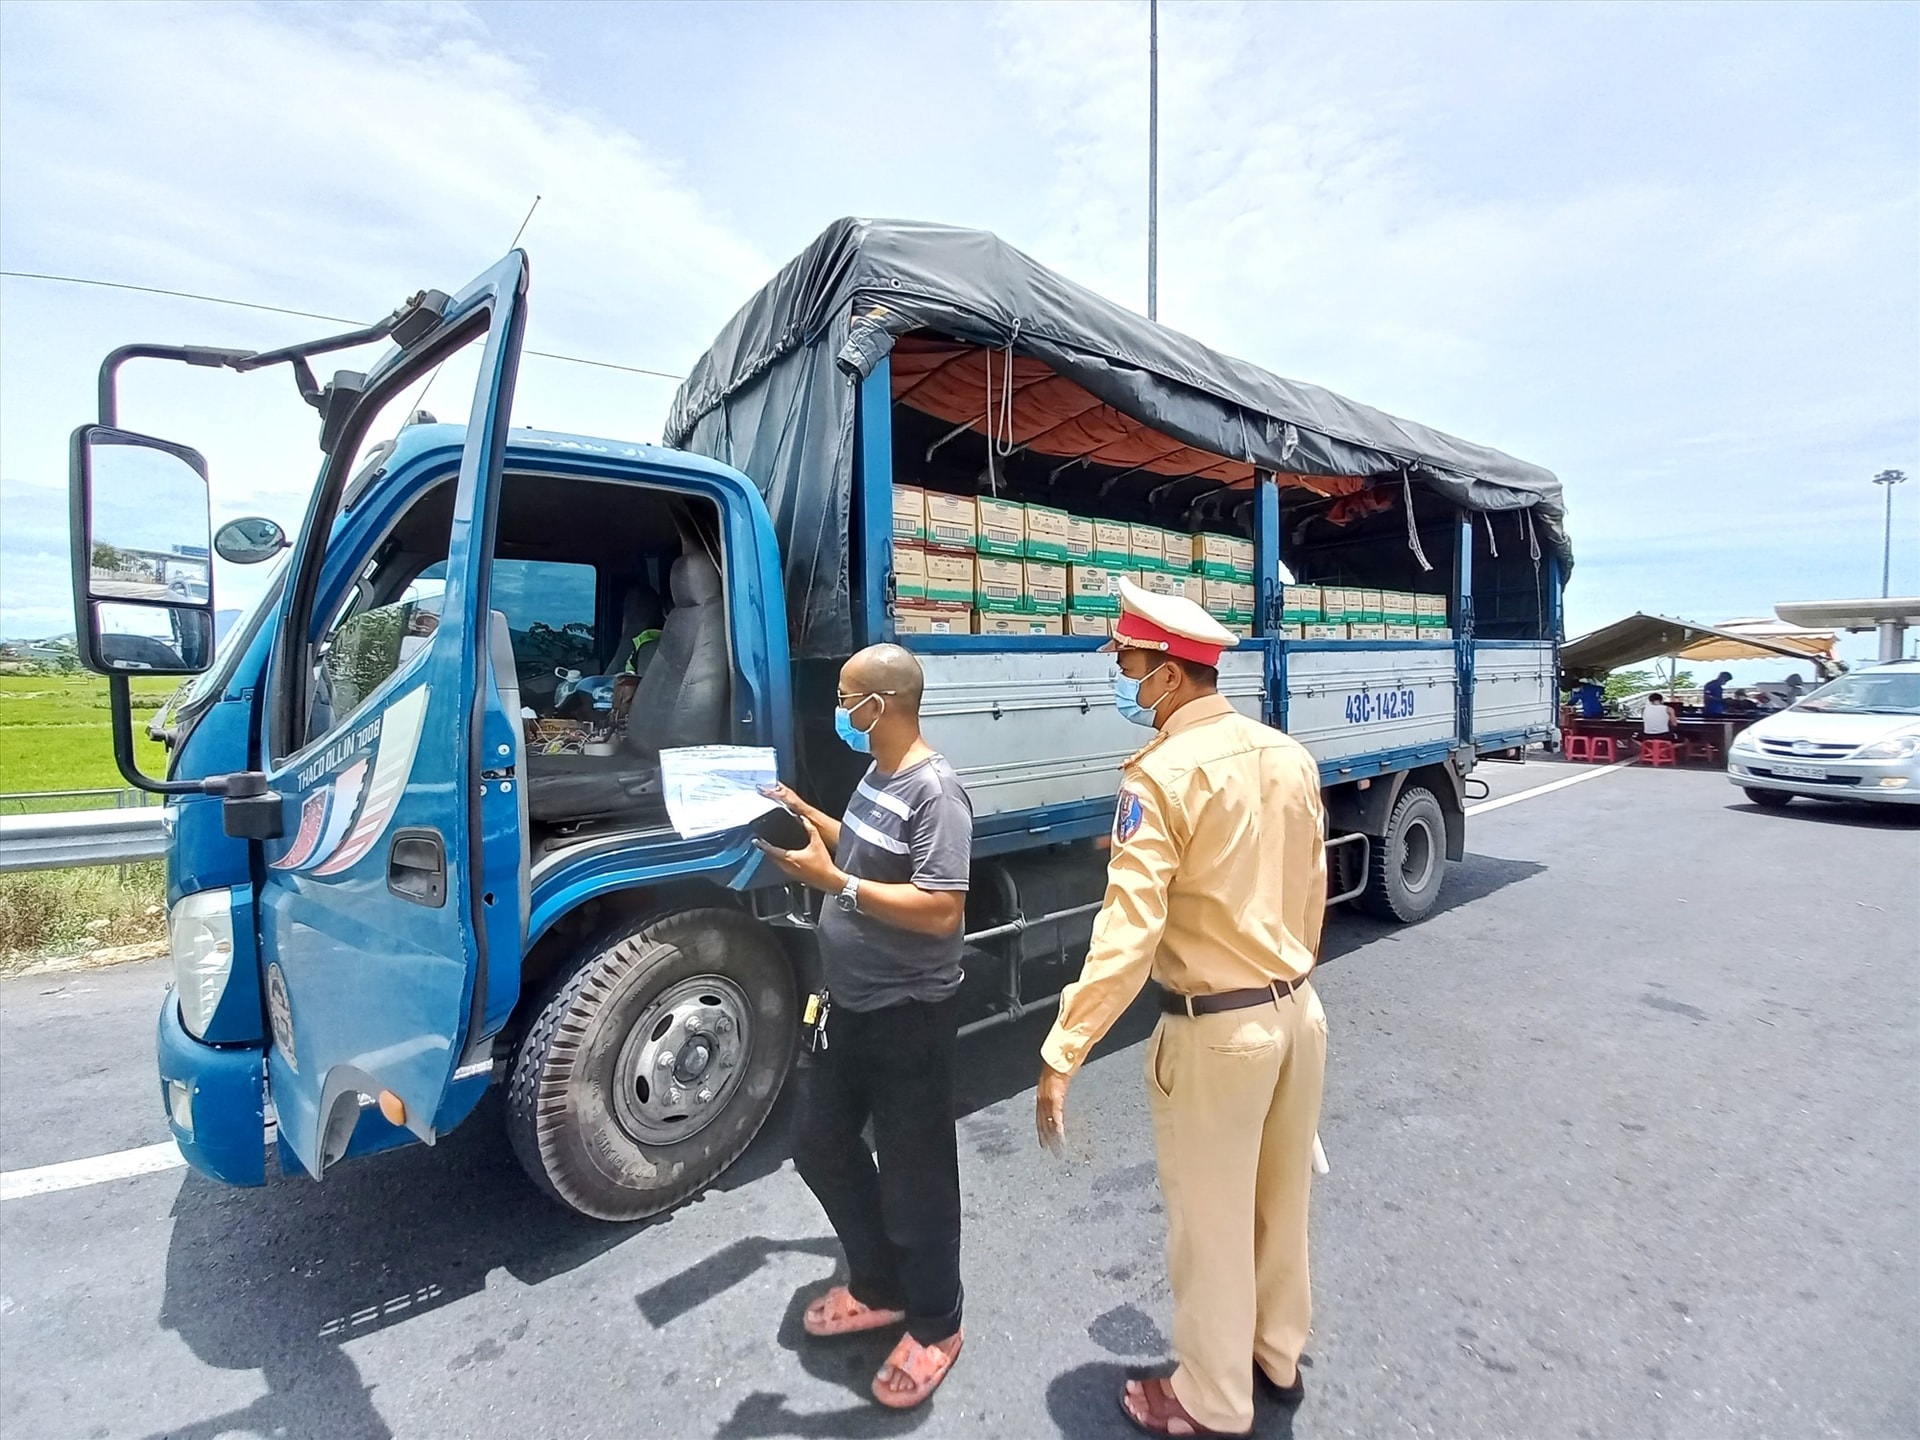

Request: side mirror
left=70, top=425, right=216, bottom=676
left=214, top=515, right=290, bottom=565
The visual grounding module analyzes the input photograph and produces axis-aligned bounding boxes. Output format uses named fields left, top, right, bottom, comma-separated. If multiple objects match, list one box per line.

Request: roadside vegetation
left=0, top=862, right=166, bottom=973
left=0, top=666, right=175, bottom=970
left=0, top=669, right=176, bottom=801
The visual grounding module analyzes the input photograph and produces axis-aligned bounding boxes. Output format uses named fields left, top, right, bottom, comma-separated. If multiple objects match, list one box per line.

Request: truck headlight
left=1854, top=735, right=1920, bottom=760
left=169, top=889, right=235, bottom=1039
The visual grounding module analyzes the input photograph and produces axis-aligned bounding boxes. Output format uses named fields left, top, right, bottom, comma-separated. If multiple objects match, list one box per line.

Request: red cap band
left=1112, top=609, right=1226, bottom=666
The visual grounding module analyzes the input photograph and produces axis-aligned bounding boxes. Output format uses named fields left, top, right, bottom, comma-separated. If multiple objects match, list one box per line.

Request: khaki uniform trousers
left=1147, top=981, right=1327, bottom=1434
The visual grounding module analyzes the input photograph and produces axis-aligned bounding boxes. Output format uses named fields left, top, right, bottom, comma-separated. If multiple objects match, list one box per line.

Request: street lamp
left=1874, top=469, right=1908, bottom=599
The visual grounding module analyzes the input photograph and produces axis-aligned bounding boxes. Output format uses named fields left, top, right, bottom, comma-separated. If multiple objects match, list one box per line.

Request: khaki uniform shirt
left=1041, top=695, right=1327, bottom=1075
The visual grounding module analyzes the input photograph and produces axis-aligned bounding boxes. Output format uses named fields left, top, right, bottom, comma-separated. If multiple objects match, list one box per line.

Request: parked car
left=1726, top=660, right=1920, bottom=808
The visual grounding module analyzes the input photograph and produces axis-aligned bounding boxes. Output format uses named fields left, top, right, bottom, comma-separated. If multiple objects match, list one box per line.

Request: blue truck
left=68, top=221, right=1569, bottom=1220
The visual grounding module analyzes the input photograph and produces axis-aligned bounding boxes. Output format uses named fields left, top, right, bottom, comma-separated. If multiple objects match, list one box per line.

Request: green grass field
left=0, top=673, right=179, bottom=802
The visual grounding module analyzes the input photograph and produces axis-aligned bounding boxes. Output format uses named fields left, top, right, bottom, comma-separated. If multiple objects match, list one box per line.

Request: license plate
left=1774, top=763, right=1826, bottom=779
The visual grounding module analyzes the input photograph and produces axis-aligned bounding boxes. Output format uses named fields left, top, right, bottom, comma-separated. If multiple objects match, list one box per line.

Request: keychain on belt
left=803, top=989, right=832, bottom=1052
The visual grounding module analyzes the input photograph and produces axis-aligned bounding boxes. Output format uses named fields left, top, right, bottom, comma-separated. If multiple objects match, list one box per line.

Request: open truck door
left=255, top=254, right=529, bottom=1177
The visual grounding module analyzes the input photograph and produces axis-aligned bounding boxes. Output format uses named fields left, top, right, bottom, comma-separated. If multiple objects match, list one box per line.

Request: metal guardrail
left=0, top=808, right=170, bottom=873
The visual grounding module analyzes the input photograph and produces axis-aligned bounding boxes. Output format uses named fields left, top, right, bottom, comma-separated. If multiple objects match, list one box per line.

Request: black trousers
left=792, top=994, right=963, bottom=1344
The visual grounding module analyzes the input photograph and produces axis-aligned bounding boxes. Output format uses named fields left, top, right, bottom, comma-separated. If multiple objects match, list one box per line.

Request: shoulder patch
left=1114, top=788, right=1146, bottom=843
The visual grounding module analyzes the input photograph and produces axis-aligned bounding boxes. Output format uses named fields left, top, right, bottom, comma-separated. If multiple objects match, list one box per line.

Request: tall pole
left=1874, top=469, right=1908, bottom=598
left=1148, top=0, right=1158, bottom=321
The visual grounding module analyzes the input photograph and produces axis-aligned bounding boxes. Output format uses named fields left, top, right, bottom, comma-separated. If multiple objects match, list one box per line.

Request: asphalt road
left=2, top=761, right=1916, bottom=1440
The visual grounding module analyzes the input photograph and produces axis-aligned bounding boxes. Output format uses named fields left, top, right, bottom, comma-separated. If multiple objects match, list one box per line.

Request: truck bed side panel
left=917, top=650, right=1264, bottom=818
left=1282, top=644, right=1460, bottom=766
left=1471, top=641, right=1558, bottom=748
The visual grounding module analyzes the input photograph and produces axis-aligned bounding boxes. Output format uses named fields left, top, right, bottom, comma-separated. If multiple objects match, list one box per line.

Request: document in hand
left=658, top=745, right=783, bottom=839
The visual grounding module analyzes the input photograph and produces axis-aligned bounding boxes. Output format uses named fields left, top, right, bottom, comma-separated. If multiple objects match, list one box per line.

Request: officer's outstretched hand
left=1036, top=1067, right=1071, bottom=1154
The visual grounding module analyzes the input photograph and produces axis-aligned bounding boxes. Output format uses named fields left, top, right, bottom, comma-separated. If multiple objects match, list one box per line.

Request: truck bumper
left=157, top=987, right=267, bottom=1187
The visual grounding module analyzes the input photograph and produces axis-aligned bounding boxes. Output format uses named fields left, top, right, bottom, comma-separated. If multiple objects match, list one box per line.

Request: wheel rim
left=611, top=975, right=754, bottom=1146
left=1399, top=815, right=1437, bottom=894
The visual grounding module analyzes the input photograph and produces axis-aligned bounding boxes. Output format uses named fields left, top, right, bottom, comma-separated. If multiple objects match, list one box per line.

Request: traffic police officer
left=1036, top=579, right=1329, bottom=1438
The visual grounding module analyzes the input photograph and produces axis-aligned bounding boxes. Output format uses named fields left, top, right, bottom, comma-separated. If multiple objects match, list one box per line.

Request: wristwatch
left=836, top=875, right=861, bottom=913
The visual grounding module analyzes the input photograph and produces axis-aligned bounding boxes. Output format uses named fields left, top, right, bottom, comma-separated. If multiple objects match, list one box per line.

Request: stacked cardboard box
left=1065, top=516, right=1095, bottom=564
left=975, top=611, right=1064, bottom=637
left=1066, top=612, right=1114, bottom=638
left=923, top=491, right=978, bottom=552
left=895, top=606, right=970, bottom=635
left=1070, top=565, right=1122, bottom=615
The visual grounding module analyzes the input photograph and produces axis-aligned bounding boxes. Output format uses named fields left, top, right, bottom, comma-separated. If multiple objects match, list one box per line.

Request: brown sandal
left=871, top=1330, right=963, bottom=1409
left=802, top=1285, right=906, bottom=1337
left=1120, top=1375, right=1250, bottom=1437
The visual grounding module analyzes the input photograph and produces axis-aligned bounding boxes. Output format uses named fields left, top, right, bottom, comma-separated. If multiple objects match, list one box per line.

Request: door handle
left=387, top=828, right=446, bottom=907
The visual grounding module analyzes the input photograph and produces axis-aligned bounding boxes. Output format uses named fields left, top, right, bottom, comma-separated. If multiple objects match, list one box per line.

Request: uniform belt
left=1159, top=975, right=1308, bottom=1017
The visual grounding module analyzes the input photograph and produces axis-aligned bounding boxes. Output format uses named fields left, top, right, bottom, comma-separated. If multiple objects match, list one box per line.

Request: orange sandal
left=871, top=1329, right=963, bottom=1409
left=802, top=1285, right=906, bottom=1337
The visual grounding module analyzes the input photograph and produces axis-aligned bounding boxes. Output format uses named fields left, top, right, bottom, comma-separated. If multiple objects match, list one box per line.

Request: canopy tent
left=1561, top=613, right=1839, bottom=677
left=1676, top=617, right=1837, bottom=663
left=665, top=217, right=1569, bottom=657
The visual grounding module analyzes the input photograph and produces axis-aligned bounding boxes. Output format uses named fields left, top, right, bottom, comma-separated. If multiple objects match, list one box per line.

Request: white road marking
left=1467, top=760, right=1634, bottom=817
left=1, top=760, right=1627, bottom=1206
left=0, top=1141, right=185, bottom=1202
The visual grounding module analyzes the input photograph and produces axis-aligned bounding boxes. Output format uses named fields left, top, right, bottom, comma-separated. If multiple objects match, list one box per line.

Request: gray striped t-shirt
left=816, top=753, right=973, bottom=1012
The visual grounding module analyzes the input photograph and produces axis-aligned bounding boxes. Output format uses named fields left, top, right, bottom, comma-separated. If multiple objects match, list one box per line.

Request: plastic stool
left=1588, top=736, right=1618, bottom=763
left=1564, top=735, right=1591, bottom=761
left=1639, top=738, right=1677, bottom=767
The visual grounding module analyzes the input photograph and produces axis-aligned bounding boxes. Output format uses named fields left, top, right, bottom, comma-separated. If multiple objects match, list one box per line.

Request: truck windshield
left=1794, top=671, right=1920, bottom=715
left=162, top=556, right=289, bottom=749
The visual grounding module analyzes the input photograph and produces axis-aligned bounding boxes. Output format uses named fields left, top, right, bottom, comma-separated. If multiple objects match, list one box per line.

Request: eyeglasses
left=836, top=689, right=897, bottom=707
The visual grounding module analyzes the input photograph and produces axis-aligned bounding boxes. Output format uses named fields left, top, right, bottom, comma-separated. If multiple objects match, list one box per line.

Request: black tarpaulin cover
left=666, top=217, right=1570, bottom=658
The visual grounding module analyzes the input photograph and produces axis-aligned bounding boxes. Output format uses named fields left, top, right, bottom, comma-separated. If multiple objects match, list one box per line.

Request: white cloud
left=1, top=0, right=772, bottom=638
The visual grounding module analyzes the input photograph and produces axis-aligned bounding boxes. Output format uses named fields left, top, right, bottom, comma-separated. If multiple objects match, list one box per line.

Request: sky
left=2, top=0, right=1915, bottom=678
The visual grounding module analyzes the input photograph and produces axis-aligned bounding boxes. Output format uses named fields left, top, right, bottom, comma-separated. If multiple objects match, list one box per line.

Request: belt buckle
left=1183, top=994, right=1197, bottom=1018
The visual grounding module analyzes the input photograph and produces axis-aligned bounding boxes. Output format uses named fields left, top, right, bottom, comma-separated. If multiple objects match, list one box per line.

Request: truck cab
left=69, top=226, right=1568, bottom=1222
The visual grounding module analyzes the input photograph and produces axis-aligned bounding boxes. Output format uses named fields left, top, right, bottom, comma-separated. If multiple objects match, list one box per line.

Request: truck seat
left=525, top=550, right=729, bottom=826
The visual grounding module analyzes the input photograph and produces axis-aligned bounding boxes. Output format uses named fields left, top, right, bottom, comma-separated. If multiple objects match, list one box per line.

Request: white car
left=1727, top=660, right=1920, bottom=808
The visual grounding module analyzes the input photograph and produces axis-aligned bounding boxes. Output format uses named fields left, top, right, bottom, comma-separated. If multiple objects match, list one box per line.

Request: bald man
left=758, top=644, right=975, bottom=1410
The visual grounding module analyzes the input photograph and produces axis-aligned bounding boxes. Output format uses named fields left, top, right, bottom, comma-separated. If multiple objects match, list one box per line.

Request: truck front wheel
left=506, top=907, right=797, bottom=1221
left=1358, top=785, right=1448, bottom=924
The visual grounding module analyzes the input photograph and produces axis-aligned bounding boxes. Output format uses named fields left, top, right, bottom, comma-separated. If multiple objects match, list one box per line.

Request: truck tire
left=1357, top=785, right=1447, bottom=924
left=506, top=907, right=796, bottom=1221
left=1744, top=787, right=1794, bottom=809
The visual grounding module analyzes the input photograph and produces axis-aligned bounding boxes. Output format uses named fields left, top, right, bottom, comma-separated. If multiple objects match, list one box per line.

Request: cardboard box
left=1144, top=570, right=1180, bottom=599
left=1024, top=561, right=1069, bottom=612
left=1417, top=613, right=1448, bottom=630
left=1383, top=591, right=1417, bottom=626
left=894, top=604, right=970, bottom=636
left=1165, top=574, right=1197, bottom=603
left=924, top=550, right=976, bottom=607
left=1303, top=623, right=1348, bottom=640
left=1065, top=515, right=1096, bottom=563
left=892, top=485, right=926, bottom=544
left=974, top=556, right=1025, bottom=610
left=1349, top=622, right=1388, bottom=640
left=975, top=611, right=1064, bottom=637
left=1023, top=503, right=1070, bottom=561
left=1129, top=522, right=1165, bottom=572
left=1092, top=520, right=1132, bottom=567
left=924, top=492, right=978, bottom=551
left=1230, top=581, right=1258, bottom=620
left=1385, top=624, right=1422, bottom=641
left=1191, top=533, right=1238, bottom=579
left=1318, top=585, right=1350, bottom=622
left=1224, top=623, right=1255, bottom=640
left=894, top=543, right=927, bottom=602
left=1069, top=564, right=1122, bottom=614
left=1360, top=589, right=1386, bottom=623
left=1416, top=593, right=1448, bottom=620
left=976, top=496, right=1026, bottom=557
left=1066, top=612, right=1114, bottom=638
left=1202, top=578, right=1238, bottom=619
left=1229, top=537, right=1256, bottom=578
left=1427, top=626, right=1453, bottom=640
left=1282, top=584, right=1324, bottom=624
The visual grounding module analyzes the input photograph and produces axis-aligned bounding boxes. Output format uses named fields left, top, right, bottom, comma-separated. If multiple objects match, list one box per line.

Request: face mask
left=834, top=694, right=881, bottom=753
left=1114, top=664, right=1169, bottom=727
